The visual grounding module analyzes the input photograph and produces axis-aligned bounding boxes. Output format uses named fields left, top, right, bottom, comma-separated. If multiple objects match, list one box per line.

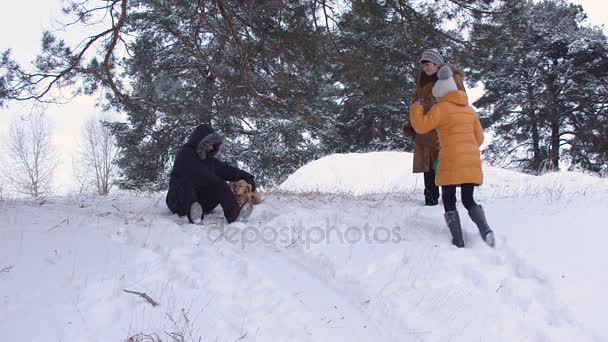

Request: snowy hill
left=280, top=151, right=608, bottom=197
left=1, top=152, right=607, bottom=341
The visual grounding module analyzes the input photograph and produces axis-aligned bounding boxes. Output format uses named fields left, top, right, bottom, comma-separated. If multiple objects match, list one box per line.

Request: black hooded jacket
left=168, top=124, right=255, bottom=190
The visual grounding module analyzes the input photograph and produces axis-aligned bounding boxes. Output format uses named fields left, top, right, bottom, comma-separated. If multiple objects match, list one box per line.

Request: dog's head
left=230, top=180, right=252, bottom=195
left=230, top=180, right=253, bottom=205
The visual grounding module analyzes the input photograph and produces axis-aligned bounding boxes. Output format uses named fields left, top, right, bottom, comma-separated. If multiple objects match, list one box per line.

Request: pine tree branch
left=392, top=0, right=471, bottom=49
left=446, top=0, right=509, bottom=16
left=9, top=28, right=114, bottom=101
left=215, top=0, right=249, bottom=84
left=4, top=0, right=129, bottom=107
left=103, top=0, right=129, bottom=105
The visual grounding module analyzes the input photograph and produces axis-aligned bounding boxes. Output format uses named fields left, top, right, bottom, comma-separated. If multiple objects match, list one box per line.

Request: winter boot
left=188, top=202, right=204, bottom=224
left=444, top=210, right=465, bottom=248
left=226, top=202, right=254, bottom=223
left=424, top=197, right=439, bottom=206
left=423, top=172, right=440, bottom=206
left=467, top=205, right=495, bottom=247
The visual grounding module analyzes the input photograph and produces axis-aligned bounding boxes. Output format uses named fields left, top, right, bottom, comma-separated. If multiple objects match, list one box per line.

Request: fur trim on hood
left=452, top=67, right=466, bottom=91
left=196, top=132, right=224, bottom=160
left=186, top=124, right=225, bottom=160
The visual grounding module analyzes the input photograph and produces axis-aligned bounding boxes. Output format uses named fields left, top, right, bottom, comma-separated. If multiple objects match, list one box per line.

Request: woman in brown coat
left=402, top=49, right=442, bottom=206
left=403, top=49, right=466, bottom=206
left=410, top=65, right=495, bottom=248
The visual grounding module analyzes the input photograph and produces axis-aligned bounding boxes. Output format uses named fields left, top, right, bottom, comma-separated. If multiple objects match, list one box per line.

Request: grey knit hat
left=437, top=64, right=453, bottom=79
left=419, top=49, right=444, bottom=65
left=432, top=65, right=458, bottom=98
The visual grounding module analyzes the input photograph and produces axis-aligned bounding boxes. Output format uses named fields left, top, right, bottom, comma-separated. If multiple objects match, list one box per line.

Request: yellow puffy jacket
left=409, top=90, right=484, bottom=186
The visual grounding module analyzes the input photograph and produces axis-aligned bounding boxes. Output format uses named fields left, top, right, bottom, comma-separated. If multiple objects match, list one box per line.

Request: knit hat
left=419, top=49, right=444, bottom=66
left=432, top=65, right=458, bottom=98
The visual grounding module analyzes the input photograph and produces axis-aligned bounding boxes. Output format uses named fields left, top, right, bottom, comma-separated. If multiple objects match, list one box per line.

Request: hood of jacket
left=439, top=90, right=469, bottom=106
left=186, top=124, right=225, bottom=160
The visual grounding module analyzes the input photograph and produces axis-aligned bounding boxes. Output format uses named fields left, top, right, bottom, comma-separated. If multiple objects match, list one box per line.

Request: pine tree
left=1, top=0, right=517, bottom=189
left=104, top=0, right=335, bottom=189
left=566, top=36, right=608, bottom=175
left=468, top=0, right=608, bottom=174
left=325, top=0, right=418, bottom=153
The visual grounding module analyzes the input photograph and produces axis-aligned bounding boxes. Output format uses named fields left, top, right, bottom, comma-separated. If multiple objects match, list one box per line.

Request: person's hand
left=412, top=98, right=424, bottom=106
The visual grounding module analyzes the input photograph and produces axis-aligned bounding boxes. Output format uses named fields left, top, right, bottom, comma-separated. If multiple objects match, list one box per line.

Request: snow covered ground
left=1, top=151, right=607, bottom=341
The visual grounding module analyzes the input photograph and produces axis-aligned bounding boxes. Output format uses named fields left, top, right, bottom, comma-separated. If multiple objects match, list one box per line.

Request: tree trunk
left=546, top=65, right=561, bottom=171
left=526, top=83, right=542, bottom=169
left=550, top=114, right=560, bottom=169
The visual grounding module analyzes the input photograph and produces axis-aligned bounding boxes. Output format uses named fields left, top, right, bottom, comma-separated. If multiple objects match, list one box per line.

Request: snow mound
left=279, top=151, right=608, bottom=196
left=279, top=151, right=416, bottom=195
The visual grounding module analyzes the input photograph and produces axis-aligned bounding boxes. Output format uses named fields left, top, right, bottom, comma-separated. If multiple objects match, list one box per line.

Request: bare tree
left=3, top=113, right=60, bottom=197
left=0, top=178, right=5, bottom=200
left=71, top=157, right=91, bottom=195
left=75, top=115, right=119, bottom=195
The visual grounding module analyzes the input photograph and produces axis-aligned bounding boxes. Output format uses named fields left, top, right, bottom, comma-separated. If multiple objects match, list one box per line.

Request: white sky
left=0, top=0, right=606, bottom=195
left=0, top=1, right=106, bottom=194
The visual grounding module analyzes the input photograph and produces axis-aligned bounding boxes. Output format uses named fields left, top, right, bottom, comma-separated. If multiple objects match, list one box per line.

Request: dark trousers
left=441, top=184, right=478, bottom=212
left=423, top=170, right=440, bottom=205
left=166, top=179, right=238, bottom=219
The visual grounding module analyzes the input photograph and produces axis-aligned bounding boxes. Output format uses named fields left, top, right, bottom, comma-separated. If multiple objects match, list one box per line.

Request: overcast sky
left=0, top=0, right=606, bottom=194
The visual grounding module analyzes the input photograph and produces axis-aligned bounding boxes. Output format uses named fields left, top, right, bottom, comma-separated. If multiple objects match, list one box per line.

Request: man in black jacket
left=166, top=124, right=256, bottom=224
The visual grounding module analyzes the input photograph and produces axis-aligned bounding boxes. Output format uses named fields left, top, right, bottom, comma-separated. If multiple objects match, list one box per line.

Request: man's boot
left=444, top=210, right=465, bottom=248
left=188, top=202, right=203, bottom=224
left=226, top=202, right=254, bottom=223
left=467, top=205, right=495, bottom=247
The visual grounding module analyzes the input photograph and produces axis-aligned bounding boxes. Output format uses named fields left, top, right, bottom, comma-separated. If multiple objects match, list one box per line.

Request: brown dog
left=230, top=179, right=262, bottom=206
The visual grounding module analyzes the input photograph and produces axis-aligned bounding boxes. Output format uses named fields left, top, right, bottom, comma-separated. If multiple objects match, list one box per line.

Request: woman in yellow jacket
left=409, top=65, right=495, bottom=248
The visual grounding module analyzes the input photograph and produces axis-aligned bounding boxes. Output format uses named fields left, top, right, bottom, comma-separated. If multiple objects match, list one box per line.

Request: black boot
left=467, top=205, right=495, bottom=247
left=424, top=197, right=439, bottom=206
left=424, top=171, right=439, bottom=206
left=444, top=210, right=465, bottom=248
left=226, top=202, right=254, bottom=223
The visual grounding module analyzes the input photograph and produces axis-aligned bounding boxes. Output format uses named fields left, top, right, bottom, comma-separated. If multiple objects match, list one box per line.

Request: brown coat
left=402, top=68, right=466, bottom=173
left=409, top=90, right=484, bottom=186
